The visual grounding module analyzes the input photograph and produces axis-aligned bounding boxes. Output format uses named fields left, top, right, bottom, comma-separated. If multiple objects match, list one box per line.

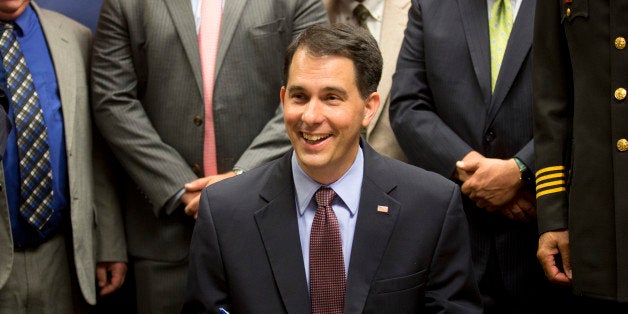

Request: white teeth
left=303, top=133, right=330, bottom=141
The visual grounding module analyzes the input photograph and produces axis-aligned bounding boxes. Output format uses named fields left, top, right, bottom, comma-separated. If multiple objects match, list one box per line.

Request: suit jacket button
left=615, top=88, right=627, bottom=101
left=484, top=131, right=496, bottom=143
left=193, top=115, right=203, bottom=126
left=192, top=164, right=202, bottom=175
left=617, top=139, right=628, bottom=152
left=615, top=37, right=627, bottom=50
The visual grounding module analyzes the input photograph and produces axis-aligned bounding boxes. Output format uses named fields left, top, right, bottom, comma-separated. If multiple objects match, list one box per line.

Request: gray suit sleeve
left=93, top=131, right=127, bottom=262
left=91, top=0, right=197, bottom=213
left=234, top=0, right=329, bottom=171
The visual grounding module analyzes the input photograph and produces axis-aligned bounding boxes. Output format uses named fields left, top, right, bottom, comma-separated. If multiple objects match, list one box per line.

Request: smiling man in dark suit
left=183, top=23, right=482, bottom=314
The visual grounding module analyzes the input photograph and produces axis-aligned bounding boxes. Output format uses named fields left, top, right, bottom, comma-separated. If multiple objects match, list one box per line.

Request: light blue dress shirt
left=291, top=147, right=364, bottom=288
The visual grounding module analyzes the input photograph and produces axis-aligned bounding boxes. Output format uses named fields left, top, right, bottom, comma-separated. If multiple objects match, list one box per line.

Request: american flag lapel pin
left=377, top=205, right=389, bottom=214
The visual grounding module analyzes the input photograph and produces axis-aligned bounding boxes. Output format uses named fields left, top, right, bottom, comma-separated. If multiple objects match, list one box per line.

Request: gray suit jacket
left=390, top=0, right=542, bottom=299
left=91, top=0, right=328, bottom=261
left=0, top=3, right=126, bottom=305
left=184, top=143, right=482, bottom=313
left=324, top=0, right=409, bottom=162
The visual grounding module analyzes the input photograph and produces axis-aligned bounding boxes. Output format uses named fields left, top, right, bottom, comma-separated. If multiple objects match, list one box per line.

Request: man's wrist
left=513, top=157, right=533, bottom=186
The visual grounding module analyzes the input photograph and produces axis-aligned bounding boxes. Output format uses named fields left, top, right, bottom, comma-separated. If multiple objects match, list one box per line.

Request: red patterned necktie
left=310, top=187, right=345, bottom=314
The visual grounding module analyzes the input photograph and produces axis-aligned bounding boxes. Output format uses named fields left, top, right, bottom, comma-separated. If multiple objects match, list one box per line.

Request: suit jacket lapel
left=486, top=0, right=535, bottom=126
left=215, top=0, right=247, bottom=79
left=254, top=153, right=311, bottom=313
left=344, top=145, right=401, bottom=313
left=456, top=0, right=491, bottom=104
left=36, top=5, right=76, bottom=152
left=368, top=0, right=411, bottom=135
left=163, top=0, right=203, bottom=93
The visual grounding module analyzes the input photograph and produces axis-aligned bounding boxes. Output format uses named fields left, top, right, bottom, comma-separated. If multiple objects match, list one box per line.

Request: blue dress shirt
left=2, top=5, right=69, bottom=247
left=292, top=147, right=364, bottom=289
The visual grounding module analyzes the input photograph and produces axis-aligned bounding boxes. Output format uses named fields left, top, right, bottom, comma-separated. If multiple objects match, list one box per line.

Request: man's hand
left=182, top=171, right=238, bottom=218
left=96, top=262, right=127, bottom=296
left=454, top=151, right=484, bottom=182
left=492, top=190, right=536, bottom=222
left=537, top=230, right=572, bottom=285
left=180, top=190, right=201, bottom=218
left=457, top=157, right=521, bottom=208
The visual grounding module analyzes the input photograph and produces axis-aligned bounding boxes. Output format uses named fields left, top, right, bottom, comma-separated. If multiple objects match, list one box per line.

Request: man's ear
left=362, top=91, right=380, bottom=128
left=280, top=86, right=287, bottom=108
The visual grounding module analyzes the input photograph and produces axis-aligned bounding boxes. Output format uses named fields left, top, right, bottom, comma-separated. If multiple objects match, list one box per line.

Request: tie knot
left=0, top=22, right=13, bottom=39
left=352, top=4, right=370, bottom=28
left=0, top=22, right=13, bottom=31
left=315, top=187, right=336, bottom=208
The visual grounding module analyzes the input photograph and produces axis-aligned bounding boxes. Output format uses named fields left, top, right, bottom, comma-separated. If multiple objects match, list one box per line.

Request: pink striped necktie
left=199, top=0, right=222, bottom=176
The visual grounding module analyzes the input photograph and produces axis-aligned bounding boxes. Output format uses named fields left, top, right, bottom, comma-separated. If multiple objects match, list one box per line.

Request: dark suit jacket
left=390, top=0, right=546, bottom=303
left=533, top=0, right=628, bottom=301
left=184, top=143, right=482, bottom=313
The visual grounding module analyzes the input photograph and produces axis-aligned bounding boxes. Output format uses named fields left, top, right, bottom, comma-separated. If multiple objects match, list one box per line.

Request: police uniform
left=533, top=0, right=628, bottom=302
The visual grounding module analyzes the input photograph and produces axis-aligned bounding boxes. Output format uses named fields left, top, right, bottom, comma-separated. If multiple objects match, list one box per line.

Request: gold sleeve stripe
left=536, top=172, right=565, bottom=185
left=536, top=180, right=566, bottom=191
left=536, top=187, right=567, bottom=198
left=535, top=165, right=565, bottom=177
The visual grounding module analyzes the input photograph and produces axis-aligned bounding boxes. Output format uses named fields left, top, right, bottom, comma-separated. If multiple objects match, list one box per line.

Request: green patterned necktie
left=353, top=4, right=370, bottom=31
left=488, top=0, right=513, bottom=92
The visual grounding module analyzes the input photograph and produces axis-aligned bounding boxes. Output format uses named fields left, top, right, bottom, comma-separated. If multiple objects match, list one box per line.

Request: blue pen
left=218, top=308, right=230, bottom=314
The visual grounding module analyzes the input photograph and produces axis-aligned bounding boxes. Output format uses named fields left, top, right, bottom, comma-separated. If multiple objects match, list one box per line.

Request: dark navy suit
left=390, top=0, right=571, bottom=312
left=184, top=143, right=482, bottom=313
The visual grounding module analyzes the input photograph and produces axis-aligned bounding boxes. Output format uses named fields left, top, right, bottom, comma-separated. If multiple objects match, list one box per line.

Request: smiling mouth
left=302, top=133, right=331, bottom=144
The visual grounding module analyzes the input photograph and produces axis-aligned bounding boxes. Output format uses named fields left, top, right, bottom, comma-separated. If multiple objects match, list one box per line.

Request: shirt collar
left=10, top=5, right=36, bottom=38
left=292, top=147, right=364, bottom=217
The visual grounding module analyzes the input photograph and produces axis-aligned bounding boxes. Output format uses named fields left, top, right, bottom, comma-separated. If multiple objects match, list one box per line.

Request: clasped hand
left=456, top=151, right=535, bottom=221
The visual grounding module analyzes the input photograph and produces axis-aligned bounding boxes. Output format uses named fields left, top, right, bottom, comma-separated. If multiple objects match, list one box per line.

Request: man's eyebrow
left=321, top=86, right=348, bottom=98
left=287, top=85, right=306, bottom=93
left=286, top=85, right=348, bottom=97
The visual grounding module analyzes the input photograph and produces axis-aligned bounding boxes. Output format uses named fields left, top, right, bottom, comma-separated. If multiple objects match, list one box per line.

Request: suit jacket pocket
left=371, top=269, right=427, bottom=294
left=560, top=0, right=588, bottom=24
left=363, top=270, right=427, bottom=312
left=249, top=18, right=286, bottom=38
